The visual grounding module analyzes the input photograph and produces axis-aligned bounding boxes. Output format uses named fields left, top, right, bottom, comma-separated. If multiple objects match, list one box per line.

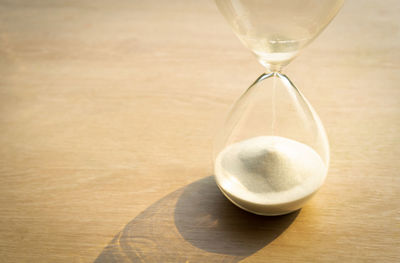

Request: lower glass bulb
left=213, top=73, right=329, bottom=215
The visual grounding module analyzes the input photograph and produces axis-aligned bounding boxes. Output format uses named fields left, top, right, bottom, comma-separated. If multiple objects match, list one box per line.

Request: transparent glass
left=215, top=0, right=344, bottom=71
left=214, top=0, right=344, bottom=215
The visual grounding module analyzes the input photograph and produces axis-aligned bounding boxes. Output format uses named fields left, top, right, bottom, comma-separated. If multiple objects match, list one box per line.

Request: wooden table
left=0, top=0, right=399, bottom=262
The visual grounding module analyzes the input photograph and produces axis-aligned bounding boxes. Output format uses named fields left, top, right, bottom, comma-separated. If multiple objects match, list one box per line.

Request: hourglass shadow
left=94, top=176, right=299, bottom=263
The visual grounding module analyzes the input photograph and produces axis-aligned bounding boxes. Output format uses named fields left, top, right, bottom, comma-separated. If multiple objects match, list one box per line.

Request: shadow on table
left=94, top=176, right=299, bottom=263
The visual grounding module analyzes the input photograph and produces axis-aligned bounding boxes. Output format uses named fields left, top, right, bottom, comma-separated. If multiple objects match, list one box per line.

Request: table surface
left=0, top=0, right=399, bottom=262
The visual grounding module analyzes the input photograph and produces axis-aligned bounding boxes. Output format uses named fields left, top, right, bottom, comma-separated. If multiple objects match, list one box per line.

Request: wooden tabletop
left=0, top=0, right=399, bottom=262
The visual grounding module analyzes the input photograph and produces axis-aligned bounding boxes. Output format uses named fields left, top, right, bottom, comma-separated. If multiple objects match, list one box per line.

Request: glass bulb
left=213, top=73, right=329, bottom=215
left=215, top=0, right=344, bottom=71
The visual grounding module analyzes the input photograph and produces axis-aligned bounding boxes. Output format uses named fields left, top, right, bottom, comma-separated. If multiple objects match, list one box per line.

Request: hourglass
left=214, top=0, right=344, bottom=215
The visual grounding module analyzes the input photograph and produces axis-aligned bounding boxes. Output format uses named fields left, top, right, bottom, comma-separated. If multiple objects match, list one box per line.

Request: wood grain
left=0, top=0, right=399, bottom=262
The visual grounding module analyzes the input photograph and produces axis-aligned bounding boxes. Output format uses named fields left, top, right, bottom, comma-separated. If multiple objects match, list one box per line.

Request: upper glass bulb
left=216, top=0, right=344, bottom=71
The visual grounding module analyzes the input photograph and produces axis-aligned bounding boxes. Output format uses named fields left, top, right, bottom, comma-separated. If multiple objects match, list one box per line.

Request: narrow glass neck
left=259, top=60, right=287, bottom=74
left=250, top=72, right=294, bottom=88
left=256, top=54, right=293, bottom=73
left=265, top=65, right=283, bottom=74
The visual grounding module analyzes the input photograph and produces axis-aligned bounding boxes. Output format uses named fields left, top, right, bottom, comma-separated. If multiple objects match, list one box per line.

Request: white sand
left=215, top=136, right=327, bottom=215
